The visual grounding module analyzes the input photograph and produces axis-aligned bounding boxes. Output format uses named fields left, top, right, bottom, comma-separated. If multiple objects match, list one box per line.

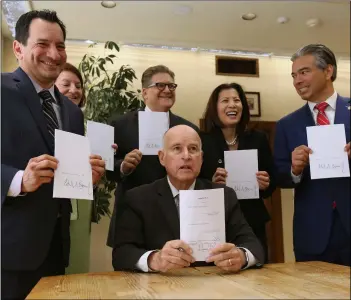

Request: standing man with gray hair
left=274, top=44, right=350, bottom=265
left=106, top=65, right=198, bottom=247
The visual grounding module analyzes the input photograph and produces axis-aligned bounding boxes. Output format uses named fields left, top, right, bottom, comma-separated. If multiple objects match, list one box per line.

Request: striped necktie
left=315, top=102, right=330, bottom=126
left=38, top=90, right=59, bottom=145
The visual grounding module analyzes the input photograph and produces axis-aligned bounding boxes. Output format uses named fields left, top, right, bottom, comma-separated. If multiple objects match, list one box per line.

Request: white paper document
left=53, top=130, right=93, bottom=200
left=307, top=124, right=350, bottom=179
left=179, top=189, right=226, bottom=261
left=86, top=120, right=114, bottom=171
left=224, top=150, right=259, bottom=199
left=138, top=111, right=169, bottom=155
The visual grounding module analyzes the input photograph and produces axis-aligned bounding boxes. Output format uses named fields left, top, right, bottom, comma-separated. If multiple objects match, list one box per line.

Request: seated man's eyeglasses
left=148, top=82, right=178, bottom=91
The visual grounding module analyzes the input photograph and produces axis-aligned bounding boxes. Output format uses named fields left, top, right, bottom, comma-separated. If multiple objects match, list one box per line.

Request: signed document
left=86, top=120, right=114, bottom=171
left=138, top=111, right=168, bottom=155
left=53, top=130, right=93, bottom=200
left=307, top=124, right=350, bottom=179
left=224, top=150, right=259, bottom=199
left=179, top=189, right=225, bottom=261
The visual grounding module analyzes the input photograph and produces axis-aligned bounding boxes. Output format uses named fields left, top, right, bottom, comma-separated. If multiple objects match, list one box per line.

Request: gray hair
left=291, top=44, right=337, bottom=82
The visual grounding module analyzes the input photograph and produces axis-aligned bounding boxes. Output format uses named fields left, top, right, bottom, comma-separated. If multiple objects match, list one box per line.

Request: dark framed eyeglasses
left=147, top=82, right=178, bottom=91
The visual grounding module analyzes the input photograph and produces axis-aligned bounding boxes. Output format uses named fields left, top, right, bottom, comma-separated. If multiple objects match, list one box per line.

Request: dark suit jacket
left=274, top=95, right=350, bottom=255
left=199, top=128, right=275, bottom=228
left=1, top=68, right=84, bottom=271
left=106, top=110, right=199, bottom=246
left=112, top=177, right=265, bottom=271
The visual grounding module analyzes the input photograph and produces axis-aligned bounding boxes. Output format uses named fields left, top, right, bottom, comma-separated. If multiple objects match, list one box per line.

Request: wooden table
left=27, top=261, right=350, bottom=299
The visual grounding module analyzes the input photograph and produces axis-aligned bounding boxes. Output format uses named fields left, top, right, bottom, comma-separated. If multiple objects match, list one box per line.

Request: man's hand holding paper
left=21, top=154, right=58, bottom=193
left=148, top=240, right=195, bottom=272
left=206, top=243, right=246, bottom=272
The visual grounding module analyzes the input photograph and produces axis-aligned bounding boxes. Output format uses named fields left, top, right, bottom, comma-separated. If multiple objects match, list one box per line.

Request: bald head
left=159, top=125, right=203, bottom=189
left=163, top=125, right=202, bottom=149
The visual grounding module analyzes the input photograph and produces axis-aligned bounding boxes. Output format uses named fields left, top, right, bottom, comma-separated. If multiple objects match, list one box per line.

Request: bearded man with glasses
left=106, top=65, right=198, bottom=247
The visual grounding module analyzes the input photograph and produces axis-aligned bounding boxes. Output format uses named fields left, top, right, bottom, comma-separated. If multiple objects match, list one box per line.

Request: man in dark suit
left=1, top=10, right=105, bottom=299
left=106, top=65, right=198, bottom=247
left=274, top=44, right=350, bottom=266
left=113, top=125, right=264, bottom=272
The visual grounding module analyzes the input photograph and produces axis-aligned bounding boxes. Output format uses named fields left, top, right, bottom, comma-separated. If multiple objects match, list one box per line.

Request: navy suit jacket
left=274, top=95, right=350, bottom=255
left=1, top=68, right=84, bottom=271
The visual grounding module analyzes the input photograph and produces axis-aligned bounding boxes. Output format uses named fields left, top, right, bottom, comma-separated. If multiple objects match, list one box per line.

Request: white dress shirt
left=119, top=105, right=170, bottom=176
left=7, top=77, right=62, bottom=197
left=136, top=177, right=258, bottom=272
left=291, top=91, right=337, bottom=183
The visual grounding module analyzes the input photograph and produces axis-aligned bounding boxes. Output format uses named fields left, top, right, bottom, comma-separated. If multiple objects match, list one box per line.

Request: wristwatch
left=240, top=248, right=249, bottom=269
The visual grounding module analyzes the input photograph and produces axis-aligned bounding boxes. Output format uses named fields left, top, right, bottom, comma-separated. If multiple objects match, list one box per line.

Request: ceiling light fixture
left=277, top=16, right=289, bottom=24
left=173, top=5, right=192, bottom=15
left=306, top=18, right=320, bottom=28
left=101, top=1, right=117, bottom=8
left=241, top=13, right=257, bottom=21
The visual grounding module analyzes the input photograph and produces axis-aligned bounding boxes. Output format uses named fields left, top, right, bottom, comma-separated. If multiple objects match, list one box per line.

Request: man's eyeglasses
left=147, top=82, right=178, bottom=91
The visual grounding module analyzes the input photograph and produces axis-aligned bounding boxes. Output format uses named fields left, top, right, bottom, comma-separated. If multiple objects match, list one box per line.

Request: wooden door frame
left=248, top=121, right=284, bottom=263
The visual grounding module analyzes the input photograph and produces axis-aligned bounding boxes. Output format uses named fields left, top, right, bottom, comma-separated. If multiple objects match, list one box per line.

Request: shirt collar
left=167, top=176, right=196, bottom=198
left=145, top=105, right=170, bottom=118
left=28, top=75, right=57, bottom=104
left=308, top=90, right=337, bottom=112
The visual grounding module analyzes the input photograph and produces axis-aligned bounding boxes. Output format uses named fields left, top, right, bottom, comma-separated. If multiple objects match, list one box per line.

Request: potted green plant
left=78, top=41, right=144, bottom=223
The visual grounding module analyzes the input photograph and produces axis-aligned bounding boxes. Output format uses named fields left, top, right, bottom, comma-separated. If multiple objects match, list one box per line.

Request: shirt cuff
left=291, top=168, right=302, bottom=183
left=120, top=161, right=133, bottom=177
left=7, top=170, right=25, bottom=197
left=136, top=250, right=157, bottom=272
left=238, top=247, right=258, bottom=270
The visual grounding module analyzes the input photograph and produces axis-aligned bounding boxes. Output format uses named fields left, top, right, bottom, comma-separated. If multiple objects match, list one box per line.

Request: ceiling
left=3, top=1, right=351, bottom=58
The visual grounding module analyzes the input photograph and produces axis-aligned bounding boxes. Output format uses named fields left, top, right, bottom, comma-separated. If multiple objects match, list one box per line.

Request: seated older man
left=112, top=125, right=264, bottom=273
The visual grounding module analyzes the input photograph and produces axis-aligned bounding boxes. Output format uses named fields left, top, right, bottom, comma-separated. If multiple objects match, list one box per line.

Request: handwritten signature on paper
left=231, top=181, right=258, bottom=196
left=189, top=236, right=221, bottom=252
left=318, top=162, right=345, bottom=172
left=145, top=143, right=160, bottom=149
left=64, top=178, right=88, bottom=189
left=62, top=172, right=93, bottom=195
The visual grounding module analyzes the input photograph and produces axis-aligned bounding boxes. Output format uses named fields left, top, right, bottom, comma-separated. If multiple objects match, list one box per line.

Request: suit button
left=218, top=159, right=222, bottom=164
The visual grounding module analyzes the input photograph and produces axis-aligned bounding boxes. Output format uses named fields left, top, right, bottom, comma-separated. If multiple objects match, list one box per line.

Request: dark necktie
left=38, top=90, right=59, bottom=146
left=38, top=90, right=63, bottom=215
left=174, top=194, right=179, bottom=214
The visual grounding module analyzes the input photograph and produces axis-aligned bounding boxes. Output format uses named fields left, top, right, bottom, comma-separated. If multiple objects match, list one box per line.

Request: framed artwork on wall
left=245, top=92, right=261, bottom=117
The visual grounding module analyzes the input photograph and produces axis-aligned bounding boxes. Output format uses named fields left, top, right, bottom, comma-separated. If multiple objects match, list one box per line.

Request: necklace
left=226, top=135, right=238, bottom=146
